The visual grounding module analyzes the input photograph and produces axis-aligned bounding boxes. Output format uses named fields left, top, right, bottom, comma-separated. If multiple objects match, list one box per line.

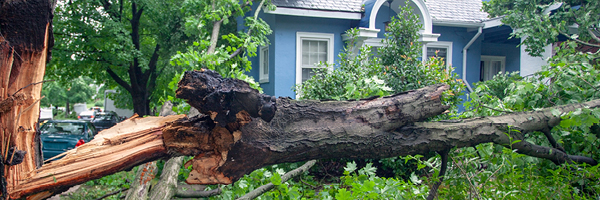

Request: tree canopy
left=483, top=0, right=600, bottom=56
left=48, top=0, right=274, bottom=116
left=40, top=77, right=96, bottom=116
left=48, top=0, right=192, bottom=115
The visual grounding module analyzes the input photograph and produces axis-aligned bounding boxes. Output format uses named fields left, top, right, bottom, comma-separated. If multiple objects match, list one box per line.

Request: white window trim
left=295, top=32, right=335, bottom=86
left=423, top=41, right=453, bottom=71
left=259, top=46, right=269, bottom=83
left=480, top=55, right=506, bottom=81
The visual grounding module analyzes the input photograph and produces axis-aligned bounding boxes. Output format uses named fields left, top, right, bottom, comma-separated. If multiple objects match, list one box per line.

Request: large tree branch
left=129, top=2, right=144, bottom=93
left=100, top=0, right=120, bottom=21
left=142, top=44, right=160, bottom=82
left=560, top=31, right=600, bottom=48
left=106, top=67, right=132, bottom=93
left=143, top=44, right=160, bottom=100
left=207, top=18, right=225, bottom=54
left=587, top=28, right=600, bottom=44
left=9, top=69, right=600, bottom=199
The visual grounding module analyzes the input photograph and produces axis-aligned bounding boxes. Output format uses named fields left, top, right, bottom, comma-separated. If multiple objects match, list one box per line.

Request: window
left=480, top=55, right=505, bottom=81
left=259, top=46, right=269, bottom=83
left=423, top=41, right=453, bottom=69
left=296, top=32, right=334, bottom=85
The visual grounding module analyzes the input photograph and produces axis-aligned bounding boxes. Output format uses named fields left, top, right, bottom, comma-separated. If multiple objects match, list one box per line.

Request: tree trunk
left=0, top=0, right=55, bottom=199
left=131, top=90, right=150, bottom=116
left=65, top=99, right=69, bottom=118
left=6, top=69, right=600, bottom=199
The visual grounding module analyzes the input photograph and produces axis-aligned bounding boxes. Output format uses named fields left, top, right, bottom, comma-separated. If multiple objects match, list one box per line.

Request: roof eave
left=433, top=20, right=484, bottom=28
left=266, top=7, right=362, bottom=20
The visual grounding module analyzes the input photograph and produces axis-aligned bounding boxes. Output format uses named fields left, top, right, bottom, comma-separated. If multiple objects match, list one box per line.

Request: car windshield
left=40, top=122, right=86, bottom=135
left=95, top=115, right=112, bottom=120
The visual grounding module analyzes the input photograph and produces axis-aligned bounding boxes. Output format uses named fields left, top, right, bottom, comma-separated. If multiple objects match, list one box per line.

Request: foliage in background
left=483, top=0, right=600, bottom=57
left=295, top=1, right=464, bottom=108
left=40, top=77, right=96, bottom=117
left=379, top=3, right=464, bottom=108
left=49, top=0, right=192, bottom=115
left=164, top=0, right=275, bottom=114
left=450, top=0, right=600, bottom=197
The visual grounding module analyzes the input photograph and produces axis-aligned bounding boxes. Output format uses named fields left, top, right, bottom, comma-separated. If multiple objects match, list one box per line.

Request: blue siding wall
left=246, top=12, right=277, bottom=95
left=481, top=42, right=520, bottom=74
left=267, top=15, right=354, bottom=98
left=432, top=26, right=483, bottom=89
left=375, top=5, right=397, bottom=38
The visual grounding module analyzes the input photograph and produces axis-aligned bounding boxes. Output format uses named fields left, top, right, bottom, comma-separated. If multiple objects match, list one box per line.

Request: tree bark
left=0, top=0, right=55, bottom=199
left=6, top=69, right=600, bottom=199
left=148, top=156, right=183, bottom=200
left=124, top=161, right=157, bottom=200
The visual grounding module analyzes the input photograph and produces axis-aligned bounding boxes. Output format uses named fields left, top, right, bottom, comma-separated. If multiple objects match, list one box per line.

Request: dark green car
left=40, top=120, right=98, bottom=161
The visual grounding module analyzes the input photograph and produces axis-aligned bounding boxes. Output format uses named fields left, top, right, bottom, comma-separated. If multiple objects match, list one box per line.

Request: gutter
left=433, top=21, right=484, bottom=28
left=462, top=26, right=483, bottom=93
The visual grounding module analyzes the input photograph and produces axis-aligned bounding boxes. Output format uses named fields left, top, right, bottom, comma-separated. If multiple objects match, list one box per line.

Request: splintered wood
left=9, top=114, right=184, bottom=199
left=162, top=110, right=252, bottom=185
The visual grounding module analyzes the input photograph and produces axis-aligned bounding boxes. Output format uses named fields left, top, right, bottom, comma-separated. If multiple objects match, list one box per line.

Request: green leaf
left=270, top=172, right=282, bottom=186
left=409, top=172, right=422, bottom=184
left=344, top=161, right=357, bottom=174
left=335, top=188, right=352, bottom=200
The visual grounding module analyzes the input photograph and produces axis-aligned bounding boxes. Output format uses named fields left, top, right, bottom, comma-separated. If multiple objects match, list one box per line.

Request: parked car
left=40, top=120, right=97, bottom=161
left=78, top=110, right=96, bottom=121
left=92, top=111, right=120, bottom=131
left=90, top=106, right=103, bottom=112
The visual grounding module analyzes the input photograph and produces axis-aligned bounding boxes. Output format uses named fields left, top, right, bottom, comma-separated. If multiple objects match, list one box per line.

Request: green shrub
left=294, top=28, right=389, bottom=100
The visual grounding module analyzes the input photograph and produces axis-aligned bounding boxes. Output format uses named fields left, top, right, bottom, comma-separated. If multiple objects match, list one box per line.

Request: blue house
left=242, top=0, right=552, bottom=98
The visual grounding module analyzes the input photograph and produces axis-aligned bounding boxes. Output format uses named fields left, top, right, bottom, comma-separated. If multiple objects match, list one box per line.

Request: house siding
left=246, top=12, right=277, bottom=95
left=263, top=15, right=356, bottom=98
left=432, top=25, right=483, bottom=89
left=481, top=42, right=521, bottom=74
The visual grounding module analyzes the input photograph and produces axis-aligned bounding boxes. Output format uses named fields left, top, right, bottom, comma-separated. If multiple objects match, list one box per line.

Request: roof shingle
left=424, top=0, right=489, bottom=23
left=271, top=0, right=364, bottom=13
left=271, top=0, right=490, bottom=23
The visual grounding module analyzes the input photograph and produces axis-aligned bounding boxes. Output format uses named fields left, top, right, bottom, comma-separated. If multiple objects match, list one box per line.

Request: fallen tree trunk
left=7, top=69, right=599, bottom=199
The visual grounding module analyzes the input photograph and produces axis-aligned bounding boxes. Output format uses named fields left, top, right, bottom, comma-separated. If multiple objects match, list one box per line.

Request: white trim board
left=266, top=7, right=362, bottom=20
left=295, top=32, right=335, bottom=97
left=423, top=41, right=453, bottom=70
left=259, top=46, right=269, bottom=83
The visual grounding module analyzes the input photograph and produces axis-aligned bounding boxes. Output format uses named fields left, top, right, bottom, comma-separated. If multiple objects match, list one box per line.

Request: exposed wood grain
left=9, top=115, right=184, bottom=199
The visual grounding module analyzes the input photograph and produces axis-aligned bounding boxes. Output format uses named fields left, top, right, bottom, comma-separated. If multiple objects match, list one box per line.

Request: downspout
left=462, top=26, right=482, bottom=93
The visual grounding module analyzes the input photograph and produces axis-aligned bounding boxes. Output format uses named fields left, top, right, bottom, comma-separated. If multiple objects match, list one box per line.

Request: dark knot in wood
left=176, top=69, right=277, bottom=126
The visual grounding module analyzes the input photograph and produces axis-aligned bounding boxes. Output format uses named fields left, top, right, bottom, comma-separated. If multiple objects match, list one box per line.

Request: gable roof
left=424, top=0, right=489, bottom=23
left=271, top=0, right=363, bottom=13
left=271, top=0, right=490, bottom=23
